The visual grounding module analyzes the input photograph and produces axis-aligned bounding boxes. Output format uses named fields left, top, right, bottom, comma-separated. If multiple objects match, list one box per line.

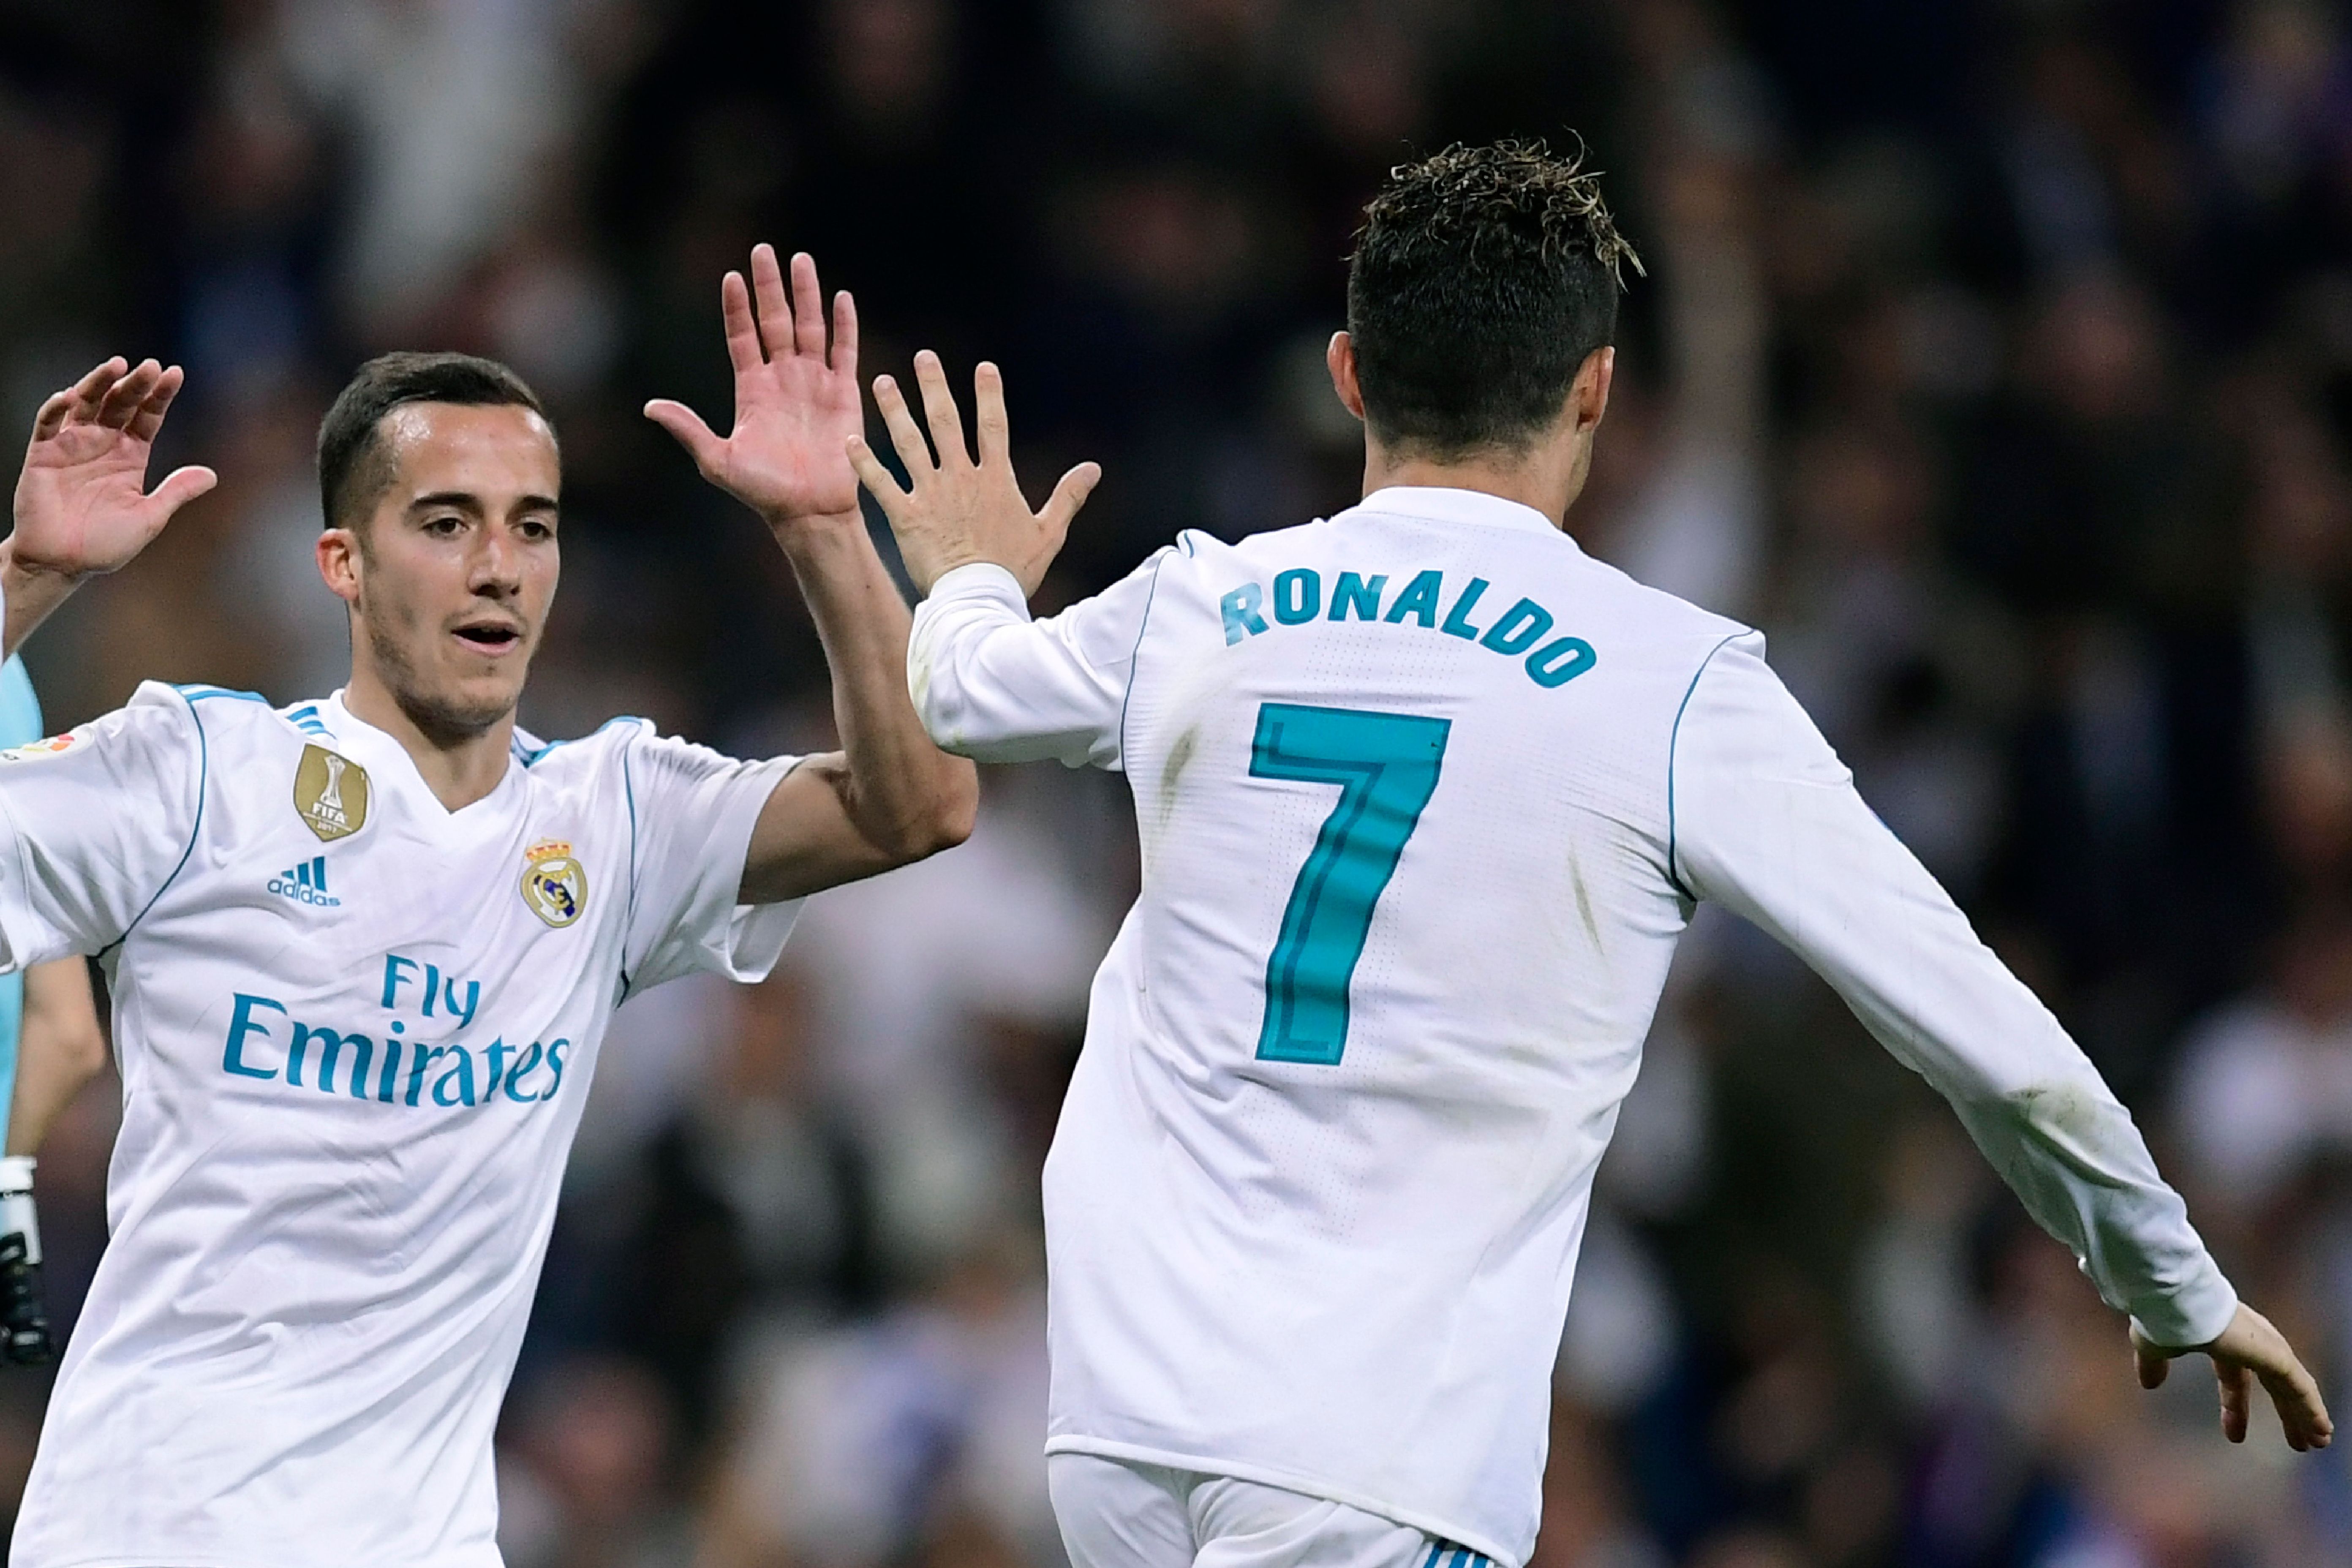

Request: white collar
left=317, top=689, right=523, bottom=823
left=1342, top=485, right=1577, bottom=545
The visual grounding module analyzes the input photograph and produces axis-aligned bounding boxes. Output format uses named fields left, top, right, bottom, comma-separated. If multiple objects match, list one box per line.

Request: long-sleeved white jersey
left=906, top=485, right=2236, bottom=1567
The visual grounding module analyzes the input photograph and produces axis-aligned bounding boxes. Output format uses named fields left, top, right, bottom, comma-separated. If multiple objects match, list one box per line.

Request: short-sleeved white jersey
left=0, top=684, right=798, bottom=1568
left=907, top=486, right=2235, bottom=1567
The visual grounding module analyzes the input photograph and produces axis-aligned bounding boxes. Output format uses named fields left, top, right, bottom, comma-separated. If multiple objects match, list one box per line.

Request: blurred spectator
left=609, top=964, right=882, bottom=1446
left=787, top=776, right=1112, bottom=1272
left=499, top=1356, right=690, bottom=1568
left=698, top=1232, right=1055, bottom=1568
left=2175, top=904, right=2352, bottom=1213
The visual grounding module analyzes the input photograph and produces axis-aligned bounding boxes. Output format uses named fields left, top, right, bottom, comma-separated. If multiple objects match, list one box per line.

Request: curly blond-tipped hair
left=1358, top=139, right=1644, bottom=287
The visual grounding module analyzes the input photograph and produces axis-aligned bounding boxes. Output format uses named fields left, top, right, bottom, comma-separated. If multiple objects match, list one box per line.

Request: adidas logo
left=268, top=856, right=342, bottom=909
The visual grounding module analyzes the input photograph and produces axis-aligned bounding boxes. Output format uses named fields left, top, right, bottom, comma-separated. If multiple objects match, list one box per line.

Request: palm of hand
left=14, top=425, right=165, bottom=577
left=718, top=358, right=863, bottom=520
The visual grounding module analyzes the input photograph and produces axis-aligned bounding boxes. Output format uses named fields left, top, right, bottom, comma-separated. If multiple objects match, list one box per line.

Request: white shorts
left=1047, top=1453, right=1497, bottom=1568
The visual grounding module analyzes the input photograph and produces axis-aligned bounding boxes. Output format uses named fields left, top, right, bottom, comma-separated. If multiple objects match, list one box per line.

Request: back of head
left=317, top=351, right=548, bottom=534
left=1346, top=139, right=1642, bottom=460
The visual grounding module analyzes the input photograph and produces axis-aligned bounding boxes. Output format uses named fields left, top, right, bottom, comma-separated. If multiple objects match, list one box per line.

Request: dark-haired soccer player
left=848, top=142, right=2331, bottom=1568
left=0, top=248, right=973, bottom=1566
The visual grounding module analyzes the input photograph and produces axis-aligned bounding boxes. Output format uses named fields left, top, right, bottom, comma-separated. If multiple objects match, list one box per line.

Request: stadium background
left=5, top=0, right=2352, bottom=1563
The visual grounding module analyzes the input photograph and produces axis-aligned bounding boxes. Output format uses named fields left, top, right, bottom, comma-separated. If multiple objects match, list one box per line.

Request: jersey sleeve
left=0, top=660, right=43, bottom=749
left=618, top=727, right=802, bottom=995
left=906, top=552, right=1169, bottom=770
left=0, top=681, right=205, bottom=969
left=1669, top=633, right=2239, bottom=1350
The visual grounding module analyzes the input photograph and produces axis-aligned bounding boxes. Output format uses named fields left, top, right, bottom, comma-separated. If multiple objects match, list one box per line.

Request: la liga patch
left=0, top=732, right=81, bottom=763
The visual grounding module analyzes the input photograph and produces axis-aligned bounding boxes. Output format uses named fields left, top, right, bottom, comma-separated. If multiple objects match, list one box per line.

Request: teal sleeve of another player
left=0, top=659, right=43, bottom=748
left=0, top=657, right=43, bottom=1109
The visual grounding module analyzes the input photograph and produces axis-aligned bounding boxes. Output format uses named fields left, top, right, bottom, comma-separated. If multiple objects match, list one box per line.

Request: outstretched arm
left=5, top=359, right=216, bottom=658
left=1672, top=632, right=2331, bottom=1451
left=646, top=247, right=975, bottom=904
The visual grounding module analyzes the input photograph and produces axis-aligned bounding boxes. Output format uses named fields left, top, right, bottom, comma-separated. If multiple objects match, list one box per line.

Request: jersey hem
left=1042, top=1434, right=1524, bottom=1568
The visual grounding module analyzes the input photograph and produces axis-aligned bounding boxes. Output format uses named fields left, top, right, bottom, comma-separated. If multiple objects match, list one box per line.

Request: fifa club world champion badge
left=294, top=745, right=370, bottom=842
left=520, top=839, right=588, bottom=928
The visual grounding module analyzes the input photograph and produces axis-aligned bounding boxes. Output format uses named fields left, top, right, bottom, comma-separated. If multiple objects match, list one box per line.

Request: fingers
left=872, top=374, right=936, bottom=477
left=65, top=358, right=128, bottom=422
left=136, top=465, right=219, bottom=528
left=721, top=271, right=763, bottom=377
left=1040, top=460, right=1103, bottom=537
left=2253, top=1356, right=2334, bottom=1452
left=30, top=357, right=149, bottom=442
left=126, top=365, right=188, bottom=443
left=844, top=434, right=910, bottom=513
left=2136, top=1344, right=2170, bottom=1390
left=96, top=360, right=163, bottom=429
left=973, top=362, right=1010, bottom=468
left=2216, top=1358, right=2252, bottom=1443
left=749, top=245, right=795, bottom=361
left=789, top=252, right=828, bottom=360
left=643, top=399, right=727, bottom=476
left=29, top=388, right=76, bottom=442
left=830, top=289, right=858, bottom=380
left=911, top=351, right=969, bottom=467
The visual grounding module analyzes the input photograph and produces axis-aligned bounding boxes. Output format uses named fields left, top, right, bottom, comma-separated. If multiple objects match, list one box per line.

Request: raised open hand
left=2134, top=1301, right=2333, bottom=1451
left=846, top=352, right=1100, bottom=598
left=11, top=358, right=217, bottom=580
left=646, top=246, right=862, bottom=526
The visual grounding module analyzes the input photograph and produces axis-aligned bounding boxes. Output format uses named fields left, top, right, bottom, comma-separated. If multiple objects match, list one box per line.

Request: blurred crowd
left=5, top=0, right=2352, bottom=1564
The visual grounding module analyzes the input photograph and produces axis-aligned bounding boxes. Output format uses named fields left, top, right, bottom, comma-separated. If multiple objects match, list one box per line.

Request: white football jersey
left=0, top=684, right=798, bottom=1568
left=907, top=486, right=2237, bottom=1567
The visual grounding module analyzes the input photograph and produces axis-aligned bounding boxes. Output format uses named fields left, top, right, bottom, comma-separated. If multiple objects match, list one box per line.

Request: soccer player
left=0, top=246, right=975, bottom=1565
left=848, top=143, right=2333, bottom=1568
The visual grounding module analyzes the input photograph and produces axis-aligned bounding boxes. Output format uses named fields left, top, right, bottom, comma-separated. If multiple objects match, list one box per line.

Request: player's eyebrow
left=406, top=491, right=561, bottom=514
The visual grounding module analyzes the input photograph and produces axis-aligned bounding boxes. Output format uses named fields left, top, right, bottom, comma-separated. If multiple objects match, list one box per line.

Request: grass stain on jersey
left=1160, top=726, right=1199, bottom=796
left=1568, top=852, right=1604, bottom=956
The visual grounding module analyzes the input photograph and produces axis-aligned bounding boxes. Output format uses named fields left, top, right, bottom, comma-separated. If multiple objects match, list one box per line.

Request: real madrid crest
left=520, top=838, right=588, bottom=928
left=293, top=744, right=370, bottom=842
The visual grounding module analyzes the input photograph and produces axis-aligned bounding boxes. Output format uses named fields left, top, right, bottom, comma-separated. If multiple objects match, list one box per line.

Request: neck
left=1359, top=442, right=1583, bottom=531
left=342, top=662, right=515, bottom=812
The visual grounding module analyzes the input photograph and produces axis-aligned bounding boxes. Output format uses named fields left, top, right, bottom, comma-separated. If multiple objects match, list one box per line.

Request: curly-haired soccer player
left=850, top=141, right=2330, bottom=1568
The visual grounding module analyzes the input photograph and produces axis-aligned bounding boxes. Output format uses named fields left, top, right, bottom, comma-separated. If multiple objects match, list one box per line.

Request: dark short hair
left=1346, top=139, right=1642, bottom=459
left=317, top=351, right=550, bottom=530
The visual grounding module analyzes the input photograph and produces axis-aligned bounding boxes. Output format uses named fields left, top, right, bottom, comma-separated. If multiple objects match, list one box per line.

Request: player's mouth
left=450, top=619, right=525, bottom=656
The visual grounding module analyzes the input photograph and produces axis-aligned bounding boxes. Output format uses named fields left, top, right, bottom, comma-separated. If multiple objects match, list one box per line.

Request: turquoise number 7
left=1252, top=703, right=1451, bottom=1064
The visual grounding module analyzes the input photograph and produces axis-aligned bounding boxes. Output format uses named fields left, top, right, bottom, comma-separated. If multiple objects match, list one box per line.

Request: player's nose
left=468, top=529, right=526, bottom=595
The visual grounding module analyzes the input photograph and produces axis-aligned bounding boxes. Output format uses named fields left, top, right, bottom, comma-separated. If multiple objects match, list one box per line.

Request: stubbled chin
left=402, top=666, right=530, bottom=740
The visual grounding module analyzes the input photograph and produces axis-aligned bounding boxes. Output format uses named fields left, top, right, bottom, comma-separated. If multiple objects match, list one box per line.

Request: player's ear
left=317, top=525, right=363, bottom=606
left=1571, top=346, right=1614, bottom=433
left=1326, top=332, right=1366, bottom=423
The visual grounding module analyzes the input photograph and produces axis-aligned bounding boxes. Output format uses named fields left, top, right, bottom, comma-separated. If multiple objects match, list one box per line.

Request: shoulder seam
left=1665, top=632, right=1745, bottom=903
left=1114, top=549, right=1175, bottom=769
left=172, top=683, right=267, bottom=704
left=520, top=713, right=645, bottom=767
left=102, top=688, right=210, bottom=956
